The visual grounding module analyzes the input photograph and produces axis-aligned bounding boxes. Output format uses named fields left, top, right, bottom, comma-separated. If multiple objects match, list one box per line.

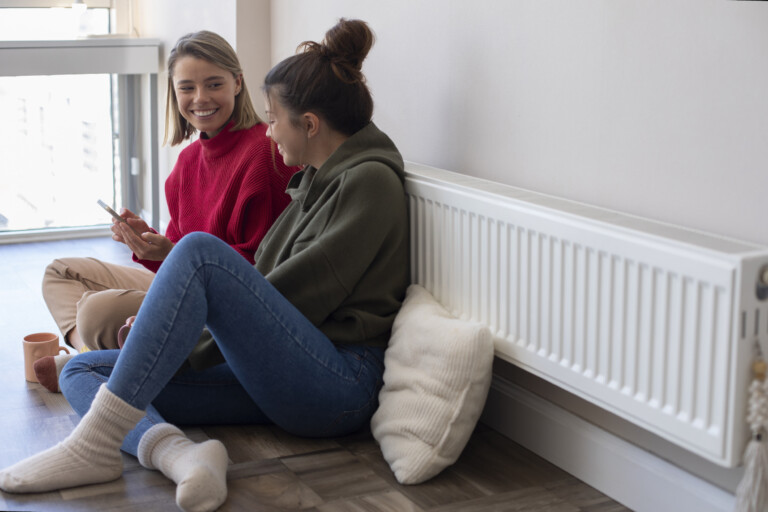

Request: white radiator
left=405, top=162, right=768, bottom=467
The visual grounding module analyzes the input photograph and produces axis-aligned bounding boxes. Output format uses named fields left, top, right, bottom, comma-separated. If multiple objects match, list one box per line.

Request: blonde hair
left=164, top=31, right=262, bottom=146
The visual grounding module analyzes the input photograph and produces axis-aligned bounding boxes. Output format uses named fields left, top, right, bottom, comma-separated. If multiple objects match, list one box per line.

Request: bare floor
left=0, top=236, right=631, bottom=511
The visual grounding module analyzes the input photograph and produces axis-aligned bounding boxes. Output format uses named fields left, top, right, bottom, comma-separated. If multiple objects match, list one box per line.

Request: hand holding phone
left=97, top=199, right=142, bottom=236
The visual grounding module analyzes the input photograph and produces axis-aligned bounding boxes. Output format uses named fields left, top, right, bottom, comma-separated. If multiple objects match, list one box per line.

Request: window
left=0, top=1, right=159, bottom=242
left=0, top=73, right=116, bottom=231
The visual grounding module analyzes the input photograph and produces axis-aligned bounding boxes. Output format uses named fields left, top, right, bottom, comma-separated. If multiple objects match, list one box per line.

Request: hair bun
left=299, top=18, right=375, bottom=84
left=323, top=19, right=374, bottom=72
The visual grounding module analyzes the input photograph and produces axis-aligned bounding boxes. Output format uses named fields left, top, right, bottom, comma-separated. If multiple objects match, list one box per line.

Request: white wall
left=270, top=0, right=768, bottom=247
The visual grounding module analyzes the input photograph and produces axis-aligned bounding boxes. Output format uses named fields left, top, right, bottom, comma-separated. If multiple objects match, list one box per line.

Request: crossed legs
left=1, top=233, right=384, bottom=511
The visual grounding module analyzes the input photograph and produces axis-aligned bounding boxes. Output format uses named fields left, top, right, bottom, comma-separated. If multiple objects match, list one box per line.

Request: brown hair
left=164, top=30, right=262, bottom=146
left=263, top=19, right=375, bottom=136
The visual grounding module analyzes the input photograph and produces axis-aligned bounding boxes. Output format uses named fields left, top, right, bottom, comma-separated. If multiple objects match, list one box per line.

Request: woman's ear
left=234, top=73, right=243, bottom=96
left=303, top=112, right=320, bottom=138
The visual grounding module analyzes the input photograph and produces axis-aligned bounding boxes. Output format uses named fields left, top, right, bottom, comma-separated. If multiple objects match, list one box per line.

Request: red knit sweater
left=135, top=122, right=298, bottom=272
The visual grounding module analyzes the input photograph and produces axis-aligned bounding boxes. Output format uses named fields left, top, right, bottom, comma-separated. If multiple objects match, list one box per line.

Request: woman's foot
left=0, top=385, right=144, bottom=493
left=138, top=424, right=229, bottom=512
left=33, top=353, right=78, bottom=393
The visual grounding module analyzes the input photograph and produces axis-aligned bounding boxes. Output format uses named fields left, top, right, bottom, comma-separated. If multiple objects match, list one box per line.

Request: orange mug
left=23, top=332, right=70, bottom=383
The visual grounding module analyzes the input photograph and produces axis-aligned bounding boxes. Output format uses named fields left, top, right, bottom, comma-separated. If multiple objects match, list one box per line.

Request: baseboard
left=481, top=374, right=735, bottom=512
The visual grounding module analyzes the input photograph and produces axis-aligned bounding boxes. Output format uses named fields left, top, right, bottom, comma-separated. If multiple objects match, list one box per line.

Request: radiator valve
left=758, top=265, right=768, bottom=301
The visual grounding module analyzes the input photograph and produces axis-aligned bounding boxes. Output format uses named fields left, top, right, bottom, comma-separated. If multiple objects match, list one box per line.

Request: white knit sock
left=0, top=384, right=144, bottom=493
left=138, top=423, right=229, bottom=512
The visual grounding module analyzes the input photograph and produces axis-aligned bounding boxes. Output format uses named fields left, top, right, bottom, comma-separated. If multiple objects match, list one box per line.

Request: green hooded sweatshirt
left=187, top=122, right=409, bottom=370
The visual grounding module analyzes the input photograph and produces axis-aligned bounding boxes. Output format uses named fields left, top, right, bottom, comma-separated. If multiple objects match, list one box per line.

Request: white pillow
left=371, top=284, right=494, bottom=484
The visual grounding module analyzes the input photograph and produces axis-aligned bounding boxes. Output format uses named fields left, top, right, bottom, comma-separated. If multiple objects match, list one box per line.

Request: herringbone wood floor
left=0, top=236, right=631, bottom=511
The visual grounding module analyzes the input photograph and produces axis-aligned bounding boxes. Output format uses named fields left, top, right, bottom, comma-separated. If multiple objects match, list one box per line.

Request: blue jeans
left=59, top=232, right=385, bottom=456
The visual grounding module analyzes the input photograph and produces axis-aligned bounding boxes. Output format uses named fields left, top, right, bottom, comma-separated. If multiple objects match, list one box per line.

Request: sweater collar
left=198, top=120, right=241, bottom=159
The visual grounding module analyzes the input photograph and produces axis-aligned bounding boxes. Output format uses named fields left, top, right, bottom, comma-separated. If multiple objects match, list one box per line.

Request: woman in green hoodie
left=0, top=18, right=408, bottom=512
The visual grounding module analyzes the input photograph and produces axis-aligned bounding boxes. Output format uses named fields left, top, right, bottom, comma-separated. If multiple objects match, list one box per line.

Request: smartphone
left=97, top=199, right=142, bottom=236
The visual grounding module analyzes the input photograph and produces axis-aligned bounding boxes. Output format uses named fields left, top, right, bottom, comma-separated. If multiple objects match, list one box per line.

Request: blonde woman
left=40, top=31, right=298, bottom=364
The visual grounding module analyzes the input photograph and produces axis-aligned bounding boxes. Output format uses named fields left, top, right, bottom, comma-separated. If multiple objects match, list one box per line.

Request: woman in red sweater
left=40, top=31, right=298, bottom=362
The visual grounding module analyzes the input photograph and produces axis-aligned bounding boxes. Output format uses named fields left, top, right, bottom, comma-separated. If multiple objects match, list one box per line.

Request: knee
left=41, top=257, right=92, bottom=299
left=42, top=258, right=69, bottom=296
left=43, top=259, right=63, bottom=280
left=175, top=231, right=221, bottom=252
left=170, top=232, right=228, bottom=264
left=42, top=257, right=87, bottom=282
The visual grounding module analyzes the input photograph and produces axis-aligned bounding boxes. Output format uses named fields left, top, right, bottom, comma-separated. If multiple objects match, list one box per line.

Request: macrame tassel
left=735, top=359, right=768, bottom=512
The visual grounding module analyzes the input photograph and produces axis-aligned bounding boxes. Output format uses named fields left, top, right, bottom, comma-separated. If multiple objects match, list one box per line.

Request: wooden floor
left=0, top=236, right=631, bottom=512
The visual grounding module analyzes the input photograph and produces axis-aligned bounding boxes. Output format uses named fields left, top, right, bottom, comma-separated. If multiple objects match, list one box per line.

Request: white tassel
left=736, top=435, right=768, bottom=512
left=735, top=359, right=768, bottom=512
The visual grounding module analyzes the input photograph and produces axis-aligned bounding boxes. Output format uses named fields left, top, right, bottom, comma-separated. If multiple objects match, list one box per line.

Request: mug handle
left=58, top=346, right=71, bottom=355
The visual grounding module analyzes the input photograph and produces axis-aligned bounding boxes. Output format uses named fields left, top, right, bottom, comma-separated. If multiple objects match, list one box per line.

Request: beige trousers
left=42, top=257, right=155, bottom=350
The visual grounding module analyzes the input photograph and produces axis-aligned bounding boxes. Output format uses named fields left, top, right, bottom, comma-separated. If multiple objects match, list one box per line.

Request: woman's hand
left=112, top=208, right=175, bottom=261
left=110, top=208, right=149, bottom=243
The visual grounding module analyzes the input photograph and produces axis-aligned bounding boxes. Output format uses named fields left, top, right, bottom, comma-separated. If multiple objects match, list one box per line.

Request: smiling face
left=172, top=56, right=242, bottom=138
left=264, top=92, right=308, bottom=167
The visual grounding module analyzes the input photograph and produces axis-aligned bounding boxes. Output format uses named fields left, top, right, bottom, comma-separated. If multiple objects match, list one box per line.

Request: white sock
left=138, top=423, right=229, bottom=512
left=0, top=384, right=144, bottom=493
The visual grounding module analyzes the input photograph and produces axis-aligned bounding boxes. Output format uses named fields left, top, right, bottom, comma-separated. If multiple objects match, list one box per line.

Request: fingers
left=109, top=210, right=145, bottom=246
left=110, top=220, right=127, bottom=244
left=119, top=208, right=138, bottom=219
left=120, top=225, right=173, bottom=261
left=117, top=222, right=149, bottom=254
left=125, top=217, right=151, bottom=236
left=140, top=231, right=166, bottom=245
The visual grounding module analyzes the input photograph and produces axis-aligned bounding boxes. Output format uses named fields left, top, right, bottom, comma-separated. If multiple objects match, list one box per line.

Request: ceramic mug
left=23, top=332, right=70, bottom=382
